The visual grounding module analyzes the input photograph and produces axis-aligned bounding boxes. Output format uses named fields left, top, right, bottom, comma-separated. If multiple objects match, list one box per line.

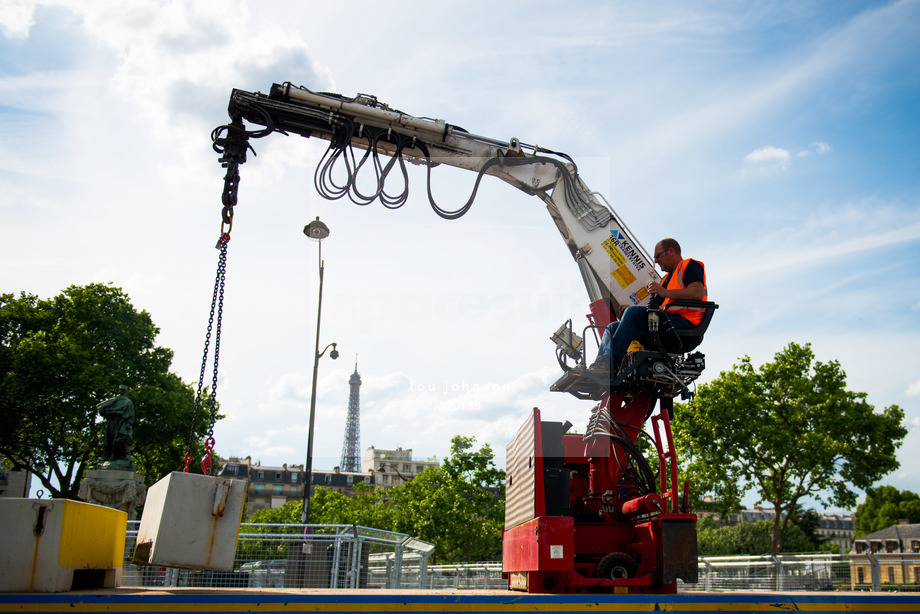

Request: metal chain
left=202, top=235, right=228, bottom=474
left=180, top=116, right=251, bottom=474
left=184, top=233, right=230, bottom=474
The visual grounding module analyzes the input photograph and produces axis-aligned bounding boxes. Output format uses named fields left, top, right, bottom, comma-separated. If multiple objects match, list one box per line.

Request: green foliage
left=0, top=283, right=216, bottom=498
left=243, top=435, right=505, bottom=563
left=854, top=485, right=920, bottom=538
left=313, top=481, right=396, bottom=529
left=789, top=508, right=824, bottom=551
left=248, top=499, right=304, bottom=525
left=698, top=519, right=816, bottom=556
left=674, top=342, right=906, bottom=555
left=238, top=500, right=304, bottom=560
left=386, top=436, right=505, bottom=563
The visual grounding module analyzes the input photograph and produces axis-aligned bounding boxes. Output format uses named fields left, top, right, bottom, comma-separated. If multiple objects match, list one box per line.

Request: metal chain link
left=184, top=233, right=230, bottom=474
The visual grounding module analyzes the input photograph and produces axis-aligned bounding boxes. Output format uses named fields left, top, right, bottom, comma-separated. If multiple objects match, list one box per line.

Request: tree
left=698, top=518, right=815, bottom=556
left=0, top=283, right=216, bottom=498
left=789, top=507, right=824, bottom=551
left=238, top=500, right=305, bottom=560
left=854, top=485, right=920, bottom=538
left=311, top=481, right=395, bottom=530
left=387, top=435, right=505, bottom=563
left=674, top=342, right=906, bottom=555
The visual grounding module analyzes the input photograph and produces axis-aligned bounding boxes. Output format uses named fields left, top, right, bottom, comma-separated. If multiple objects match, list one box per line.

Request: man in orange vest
left=583, top=238, right=707, bottom=381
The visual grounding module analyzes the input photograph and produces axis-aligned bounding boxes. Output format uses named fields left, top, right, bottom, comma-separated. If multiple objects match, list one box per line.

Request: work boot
left=585, top=358, right=611, bottom=381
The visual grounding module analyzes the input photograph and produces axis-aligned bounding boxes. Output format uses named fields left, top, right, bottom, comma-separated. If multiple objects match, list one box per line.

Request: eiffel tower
left=339, top=358, right=362, bottom=472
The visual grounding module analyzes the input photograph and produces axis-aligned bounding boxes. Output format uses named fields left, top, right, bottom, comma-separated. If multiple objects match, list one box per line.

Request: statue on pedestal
left=96, top=384, right=135, bottom=470
left=78, top=385, right=146, bottom=518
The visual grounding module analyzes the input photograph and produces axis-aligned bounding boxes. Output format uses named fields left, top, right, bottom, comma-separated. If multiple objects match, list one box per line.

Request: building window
left=290, top=472, right=299, bottom=483
left=273, top=484, right=283, bottom=495
left=255, top=484, right=265, bottom=493
left=886, top=541, right=896, bottom=553
left=857, top=568, right=864, bottom=584
left=888, top=567, right=895, bottom=584
left=855, top=542, right=865, bottom=554
left=325, top=475, right=332, bottom=485
left=257, top=471, right=265, bottom=480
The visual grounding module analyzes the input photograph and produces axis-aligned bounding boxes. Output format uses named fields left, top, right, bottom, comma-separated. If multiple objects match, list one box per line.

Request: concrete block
left=0, top=498, right=126, bottom=592
left=132, top=472, right=245, bottom=572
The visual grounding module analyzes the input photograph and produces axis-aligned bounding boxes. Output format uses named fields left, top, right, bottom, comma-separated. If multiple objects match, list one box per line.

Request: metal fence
left=120, top=522, right=435, bottom=589
left=119, top=523, right=920, bottom=593
left=689, top=554, right=845, bottom=592
left=686, top=553, right=920, bottom=592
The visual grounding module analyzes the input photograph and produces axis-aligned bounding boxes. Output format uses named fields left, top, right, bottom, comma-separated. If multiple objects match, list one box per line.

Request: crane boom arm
left=220, top=83, right=659, bottom=310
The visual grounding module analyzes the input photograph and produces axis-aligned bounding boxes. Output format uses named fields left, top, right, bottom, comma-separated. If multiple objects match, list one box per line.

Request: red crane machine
left=217, top=83, right=717, bottom=593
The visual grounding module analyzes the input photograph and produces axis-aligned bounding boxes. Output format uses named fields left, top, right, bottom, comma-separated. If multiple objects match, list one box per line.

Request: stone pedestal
left=78, top=469, right=147, bottom=520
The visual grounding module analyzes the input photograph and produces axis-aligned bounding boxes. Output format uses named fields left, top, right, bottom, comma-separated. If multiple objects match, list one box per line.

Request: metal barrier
left=687, top=553, right=920, bottom=592
left=689, top=554, right=844, bottom=592
left=426, top=563, right=506, bottom=590
left=119, top=523, right=920, bottom=593
left=120, top=522, right=435, bottom=589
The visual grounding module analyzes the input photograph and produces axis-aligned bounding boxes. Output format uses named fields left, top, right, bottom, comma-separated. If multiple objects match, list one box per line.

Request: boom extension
left=223, top=83, right=658, bottom=312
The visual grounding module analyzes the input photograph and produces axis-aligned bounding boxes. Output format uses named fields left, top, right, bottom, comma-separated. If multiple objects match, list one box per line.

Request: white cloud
left=745, top=145, right=790, bottom=169
left=746, top=141, right=831, bottom=170
left=810, top=141, right=832, bottom=154
left=907, top=381, right=920, bottom=398
left=13, top=1, right=332, bottom=161
left=797, top=141, right=833, bottom=157
left=713, top=205, right=920, bottom=284
left=0, top=0, right=35, bottom=38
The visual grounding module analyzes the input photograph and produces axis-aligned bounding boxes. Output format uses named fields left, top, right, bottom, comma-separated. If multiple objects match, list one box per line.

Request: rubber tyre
left=595, top=552, right=638, bottom=580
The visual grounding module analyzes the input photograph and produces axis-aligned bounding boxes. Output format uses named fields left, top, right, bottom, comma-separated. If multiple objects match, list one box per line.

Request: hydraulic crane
left=214, top=82, right=717, bottom=593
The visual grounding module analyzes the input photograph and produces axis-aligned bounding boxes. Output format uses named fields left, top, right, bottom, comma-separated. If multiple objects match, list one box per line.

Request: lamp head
left=329, top=343, right=339, bottom=360
left=303, top=217, right=330, bottom=241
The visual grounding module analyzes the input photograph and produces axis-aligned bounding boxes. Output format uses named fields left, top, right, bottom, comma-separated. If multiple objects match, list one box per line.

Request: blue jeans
left=596, top=306, right=695, bottom=367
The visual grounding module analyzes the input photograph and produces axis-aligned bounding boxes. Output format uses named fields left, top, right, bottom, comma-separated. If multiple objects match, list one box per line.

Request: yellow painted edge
left=58, top=500, right=127, bottom=568
left=5, top=600, right=920, bottom=613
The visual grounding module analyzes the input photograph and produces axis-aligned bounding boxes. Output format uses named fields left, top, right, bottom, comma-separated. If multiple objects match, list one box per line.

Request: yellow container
left=0, top=499, right=126, bottom=592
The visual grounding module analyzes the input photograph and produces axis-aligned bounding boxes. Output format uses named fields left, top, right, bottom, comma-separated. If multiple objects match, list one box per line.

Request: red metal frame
left=503, top=402, right=697, bottom=594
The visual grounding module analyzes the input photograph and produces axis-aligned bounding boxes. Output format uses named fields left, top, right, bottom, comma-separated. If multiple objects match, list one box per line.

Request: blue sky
left=2, top=1, right=919, bottom=514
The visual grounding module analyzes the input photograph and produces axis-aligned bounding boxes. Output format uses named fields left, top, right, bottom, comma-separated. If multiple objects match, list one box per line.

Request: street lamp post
left=301, top=217, right=338, bottom=526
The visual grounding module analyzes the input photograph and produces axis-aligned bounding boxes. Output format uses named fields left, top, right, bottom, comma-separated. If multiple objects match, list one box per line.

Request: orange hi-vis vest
left=661, top=258, right=707, bottom=325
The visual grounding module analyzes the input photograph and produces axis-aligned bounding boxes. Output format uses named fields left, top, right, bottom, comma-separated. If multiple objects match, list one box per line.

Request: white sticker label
left=550, top=545, right=564, bottom=559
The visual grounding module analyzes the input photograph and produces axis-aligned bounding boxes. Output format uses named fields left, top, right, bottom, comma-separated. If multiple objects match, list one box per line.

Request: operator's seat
left=652, top=299, right=719, bottom=354
left=550, top=299, right=718, bottom=401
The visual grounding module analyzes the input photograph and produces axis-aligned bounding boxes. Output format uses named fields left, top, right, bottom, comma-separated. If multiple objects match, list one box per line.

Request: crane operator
left=574, top=238, right=708, bottom=382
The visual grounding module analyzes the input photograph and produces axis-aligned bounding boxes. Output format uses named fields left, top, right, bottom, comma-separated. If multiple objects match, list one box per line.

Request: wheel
left=595, top=552, right=638, bottom=580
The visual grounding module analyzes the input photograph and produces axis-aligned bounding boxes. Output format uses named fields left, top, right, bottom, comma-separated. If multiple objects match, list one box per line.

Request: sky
left=2, top=0, right=919, bottom=514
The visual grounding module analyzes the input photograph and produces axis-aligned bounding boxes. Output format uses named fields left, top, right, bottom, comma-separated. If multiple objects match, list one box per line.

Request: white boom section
left=241, top=84, right=660, bottom=309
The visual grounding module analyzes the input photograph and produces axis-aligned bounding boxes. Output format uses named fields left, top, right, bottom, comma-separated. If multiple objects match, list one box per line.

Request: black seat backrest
left=655, top=300, right=719, bottom=354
